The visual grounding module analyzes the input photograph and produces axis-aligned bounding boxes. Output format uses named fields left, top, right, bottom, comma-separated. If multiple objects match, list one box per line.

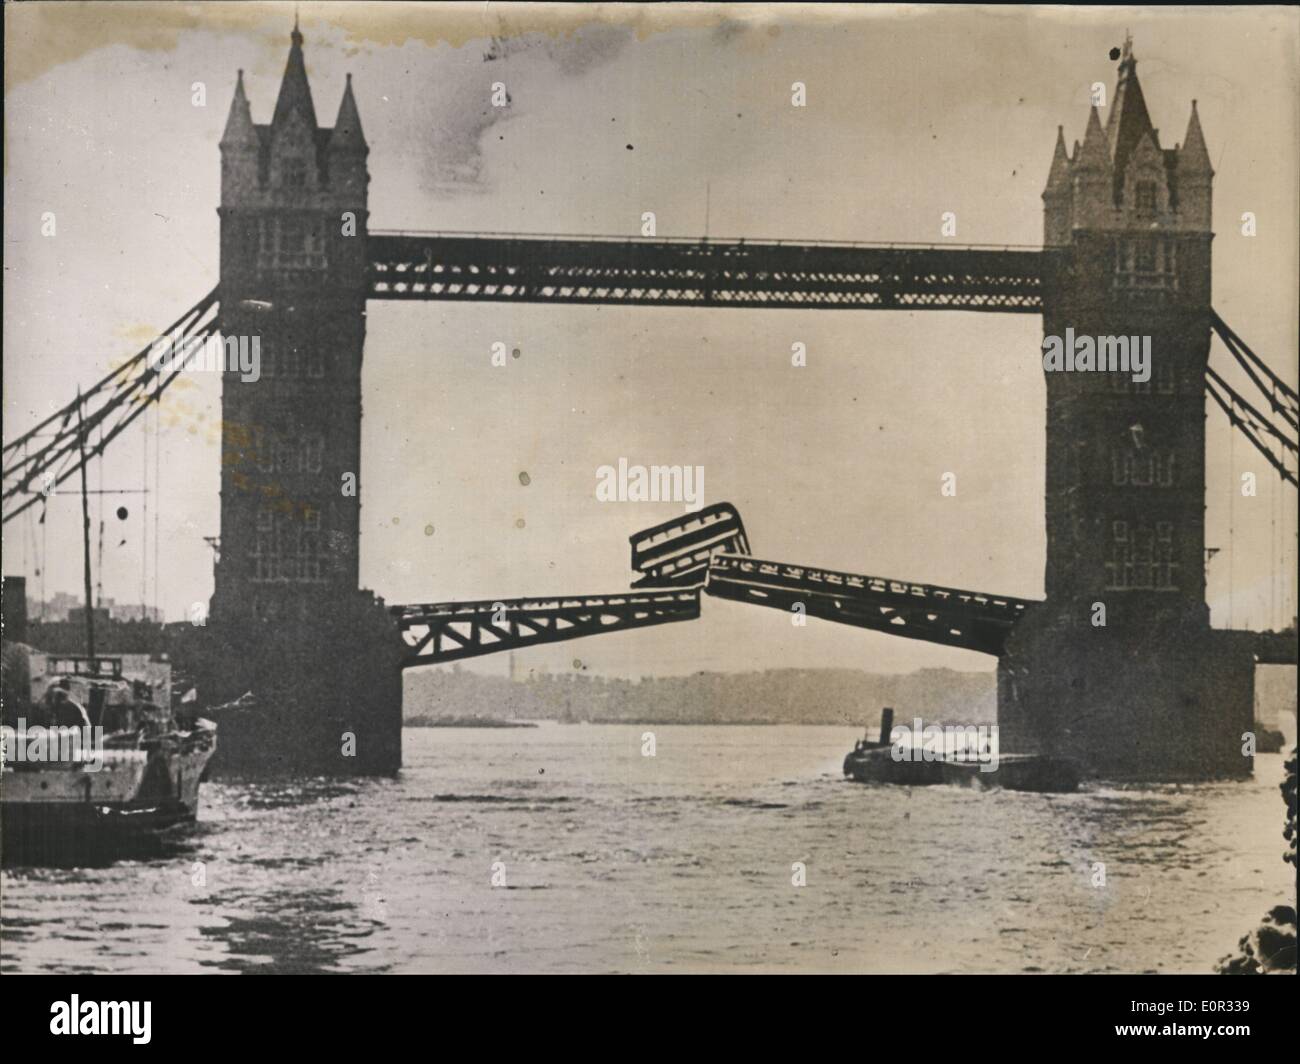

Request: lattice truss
left=392, top=504, right=1033, bottom=665
left=703, top=554, right=1032, bottom=657
left=368, top=234, right=1049, bottom=312
left=392, top=589, right=702, bottom=667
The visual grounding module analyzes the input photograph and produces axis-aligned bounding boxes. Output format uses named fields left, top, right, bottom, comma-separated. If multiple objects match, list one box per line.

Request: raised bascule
left=3, top=28, right=1296, bottom=779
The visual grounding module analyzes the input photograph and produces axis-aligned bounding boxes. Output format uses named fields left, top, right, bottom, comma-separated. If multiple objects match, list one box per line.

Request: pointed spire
left=330, top=73, right=367, bottom=151
left=1077, top=106, right=1110, bottom=171
left=1106, top=35, right=1156, bottom=174
left=1180, top=99, right=1213, bottom=175
left=1044, top=125, right=1071, bottom=192
left=272, top=16, right=317, bottom=129
left=220, top=70, right=257, bottom=148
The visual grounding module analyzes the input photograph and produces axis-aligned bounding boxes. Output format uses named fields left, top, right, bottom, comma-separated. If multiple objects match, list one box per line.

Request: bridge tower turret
left=214, top=20, right=368, bottom=618
left=999, top=38, right=1255, bottom=779
left=207, top=21, right=400, bottom=775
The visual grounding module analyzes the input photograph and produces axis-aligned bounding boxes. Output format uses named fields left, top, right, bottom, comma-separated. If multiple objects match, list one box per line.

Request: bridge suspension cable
left=1205, top=373, right=1298, bottom=488
left=1206, top=311, right=1299, bottom=490
left=1210, top=311, right=1299, bottom=424
left=1, top=288, right=219, bottom=526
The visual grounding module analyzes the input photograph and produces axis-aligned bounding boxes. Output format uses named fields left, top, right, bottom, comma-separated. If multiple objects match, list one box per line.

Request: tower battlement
left=219, top=20, right=368, bottom=211
left=1043, top=38, right=1213, bottom=244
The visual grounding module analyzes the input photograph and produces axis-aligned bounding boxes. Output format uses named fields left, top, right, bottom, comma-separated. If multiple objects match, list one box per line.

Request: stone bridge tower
left=207, top=21, right=401, bottom=774
left=999, top=40, right=1255, bottom=778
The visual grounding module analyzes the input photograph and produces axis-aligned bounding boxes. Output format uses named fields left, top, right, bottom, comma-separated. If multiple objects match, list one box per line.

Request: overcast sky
left=4, top=2, right=1297, bottom=679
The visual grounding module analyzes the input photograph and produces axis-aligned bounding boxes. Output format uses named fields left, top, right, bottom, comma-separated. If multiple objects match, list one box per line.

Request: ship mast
left=76, top=391, right=96, bottom=660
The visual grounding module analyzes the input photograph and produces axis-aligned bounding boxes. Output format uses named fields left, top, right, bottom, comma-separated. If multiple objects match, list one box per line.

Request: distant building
left=67, top=607, right=113, bottom=628
left=24, top=593, right=162, bottom=624
left=26, top=590, right=82, bottom=623
left=105, top=601, right=165, bottom=624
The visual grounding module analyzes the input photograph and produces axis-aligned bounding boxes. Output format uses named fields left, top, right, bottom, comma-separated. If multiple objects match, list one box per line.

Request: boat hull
left=1, top=724, right=216, bottom=864
left=843, top=747, right=1079, bottom=793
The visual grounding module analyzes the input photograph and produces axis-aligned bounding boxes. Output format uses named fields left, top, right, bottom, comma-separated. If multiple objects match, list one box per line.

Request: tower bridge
left=4, top=27, right=1296, bottom=778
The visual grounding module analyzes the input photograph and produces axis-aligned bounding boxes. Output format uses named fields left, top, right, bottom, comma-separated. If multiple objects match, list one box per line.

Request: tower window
left=254, top=428, right=275, bottom=474
left=1135, top=181, right=1157, bottom=213
left=284, top=159, right=307, bottom=189
left=1112, top=446, right=1176, bottom=487
left=250, top=505, right=327, bottom=584
left=1106, top=521, right=1180, bottom=591
left=1155, top=451, right=1176, bottom=486
left=301, top=433, right=324, bottom=474
left=275, top=437, right=299, bottom=473
left=257, top=218, right=327, bottom=271
left=280, top=343, right=301, bottom=379
left=1160, top=238, right=1177, bottom=276
left=252, top=506, right=276, bottom=582
left=1113, top=237, right=1177, bottom=294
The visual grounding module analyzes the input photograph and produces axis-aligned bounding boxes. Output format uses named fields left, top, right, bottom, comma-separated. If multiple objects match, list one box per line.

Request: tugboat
left=842, top=708, right=1079, bottom=793
left=1, top=653, right=217, bottom=861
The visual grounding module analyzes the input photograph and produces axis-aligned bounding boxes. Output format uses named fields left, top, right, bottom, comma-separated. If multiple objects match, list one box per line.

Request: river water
left=1, top=724, right=1291, bottom=973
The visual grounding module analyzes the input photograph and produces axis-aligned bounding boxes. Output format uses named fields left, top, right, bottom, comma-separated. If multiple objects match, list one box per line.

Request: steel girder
left=367, top=233, right=1049, bottom=311
left=704, top=553, right=1032, bottom=656
left=392, top=588, right=702, bottom=667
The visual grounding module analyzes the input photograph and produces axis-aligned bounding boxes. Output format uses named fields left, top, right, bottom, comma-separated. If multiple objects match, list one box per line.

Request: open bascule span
left=3, top=28, right=1296, bottom=779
